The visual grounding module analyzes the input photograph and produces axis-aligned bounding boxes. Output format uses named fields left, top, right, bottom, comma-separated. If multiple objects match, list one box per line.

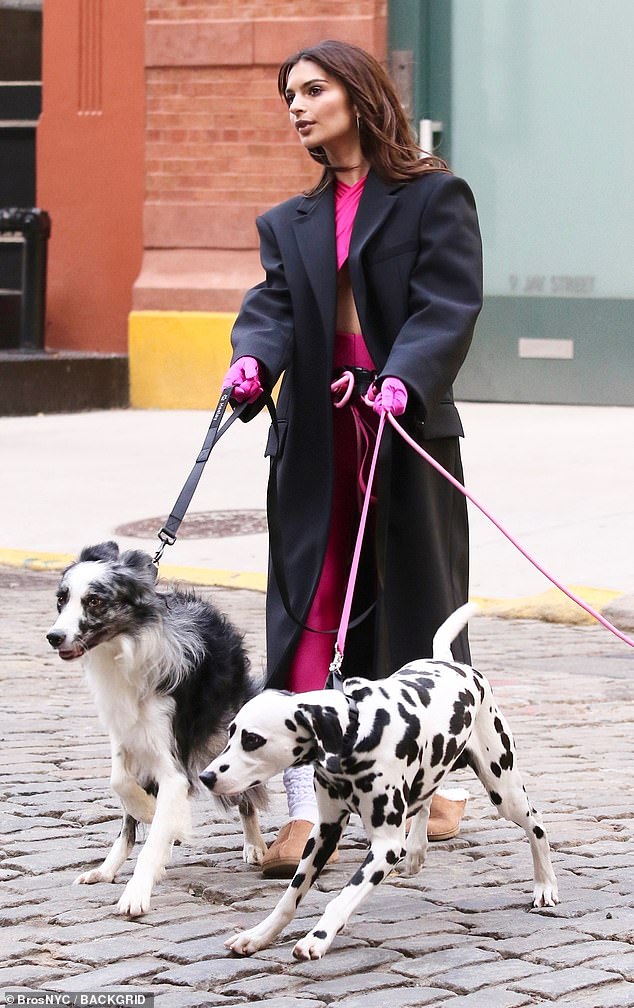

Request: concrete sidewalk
left=1, top=401, right=633, bottom=630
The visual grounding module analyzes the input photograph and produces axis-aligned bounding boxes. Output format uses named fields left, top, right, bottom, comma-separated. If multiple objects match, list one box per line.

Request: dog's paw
left=402, top=846, right=426, bottom=876
left=225, top=927, right=270, bottom=956
left=532, top=880, right=559, bottom=908
left=243, top=840, right=267, bottom=866
left=293, top=930, right=330, bottom=960
left=74, top=868, right=114, bottom=886
left=117, top=878, right=152, bottom=917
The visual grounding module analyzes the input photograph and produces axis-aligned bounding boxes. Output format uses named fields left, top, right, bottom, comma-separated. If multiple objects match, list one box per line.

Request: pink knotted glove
left=222, top=356, right=263, bottom=404
left=368, top=376, right=408, bottom=416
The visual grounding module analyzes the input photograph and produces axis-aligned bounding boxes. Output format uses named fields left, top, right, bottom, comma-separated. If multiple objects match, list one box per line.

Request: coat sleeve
left=230, top=214, right=295, bottom=389
left=377, top=174, right=483, bottom=419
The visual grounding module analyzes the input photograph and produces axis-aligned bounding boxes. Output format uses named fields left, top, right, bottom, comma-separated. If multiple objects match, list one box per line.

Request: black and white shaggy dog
left=46, top=541, right=267, bottom=917
left=200, top=604, right=558, bottom=961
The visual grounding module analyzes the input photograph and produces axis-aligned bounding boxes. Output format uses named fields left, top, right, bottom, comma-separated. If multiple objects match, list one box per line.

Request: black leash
left=153, top=386, right=373, bottom=676
left=153, top=386, right=248, bottom=565
left=265, top=425, right=375, bottom=646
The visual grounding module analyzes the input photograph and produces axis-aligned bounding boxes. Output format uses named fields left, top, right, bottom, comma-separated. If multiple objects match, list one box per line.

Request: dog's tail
left=432, top=603, right=478, bottom=661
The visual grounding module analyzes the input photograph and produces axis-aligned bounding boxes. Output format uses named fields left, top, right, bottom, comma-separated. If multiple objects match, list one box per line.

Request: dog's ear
left=297, top=703, right=344, bottom=756
left=119, top=549, right=159, bottom=585
left=79, top=541, right=119, bottom=563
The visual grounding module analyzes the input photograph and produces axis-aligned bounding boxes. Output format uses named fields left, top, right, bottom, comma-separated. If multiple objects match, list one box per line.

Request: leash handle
left=387, top=412, right=634, bottom=651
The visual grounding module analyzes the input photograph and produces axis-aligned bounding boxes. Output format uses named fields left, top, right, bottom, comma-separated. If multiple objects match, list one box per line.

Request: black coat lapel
left=290, top=172, right=402, bottom=354
left=348, top=172, right=402, bottom=347
left=350, top=171, right=402, bottom=257
left=292, top=186, right=337, bottom=342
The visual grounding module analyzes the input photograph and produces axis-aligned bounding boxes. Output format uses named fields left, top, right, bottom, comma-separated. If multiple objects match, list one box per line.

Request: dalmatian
left=200, top=603, right=558, bottom=961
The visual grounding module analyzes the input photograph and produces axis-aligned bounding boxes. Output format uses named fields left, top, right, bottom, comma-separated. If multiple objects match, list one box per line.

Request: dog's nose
left=46, top=630, right=66, bottom=649
left=199, top=770, right=217, bottom=791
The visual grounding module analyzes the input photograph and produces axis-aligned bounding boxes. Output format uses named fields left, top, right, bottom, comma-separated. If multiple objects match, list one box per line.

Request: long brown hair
left=277, top=39, right=449, bottom=195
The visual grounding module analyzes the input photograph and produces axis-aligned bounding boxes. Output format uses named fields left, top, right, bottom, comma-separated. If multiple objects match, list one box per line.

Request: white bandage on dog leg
left=283, top=764, right=318, bottom=823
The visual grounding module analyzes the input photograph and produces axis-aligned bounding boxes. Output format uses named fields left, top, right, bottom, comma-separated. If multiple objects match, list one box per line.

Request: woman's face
left=284, top=58, right=358, bottom=161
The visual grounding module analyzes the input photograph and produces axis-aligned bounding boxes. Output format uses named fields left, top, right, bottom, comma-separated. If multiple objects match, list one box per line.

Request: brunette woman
left=221, top=40, right=483, bottom=876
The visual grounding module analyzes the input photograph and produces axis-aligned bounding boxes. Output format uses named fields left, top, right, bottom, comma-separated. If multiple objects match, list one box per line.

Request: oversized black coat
left=230, top=168, right=483, bottom=688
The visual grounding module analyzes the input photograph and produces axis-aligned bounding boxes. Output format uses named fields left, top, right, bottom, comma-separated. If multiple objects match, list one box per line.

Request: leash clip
left=152, top=526, right=177, bottom=569
left=157, top=527, right=177, bottom=547
left=326, top=644, right=345, bottom=692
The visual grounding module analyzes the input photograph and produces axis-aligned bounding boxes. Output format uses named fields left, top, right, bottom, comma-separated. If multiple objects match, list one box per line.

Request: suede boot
left=261, top=819, right=339, bottom=879
left=427, top=789, right=469, bottom=841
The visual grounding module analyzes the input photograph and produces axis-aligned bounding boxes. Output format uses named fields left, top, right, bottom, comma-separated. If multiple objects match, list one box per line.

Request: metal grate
left=115, top=509, right=268, bottom=540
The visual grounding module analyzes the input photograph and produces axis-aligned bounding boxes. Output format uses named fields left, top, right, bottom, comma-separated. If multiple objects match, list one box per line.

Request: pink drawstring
left=387, top=412, right=634, bottom=650
left=331, top=371, right=355, bottom=408
left=330, top=370, right=378, bottom=505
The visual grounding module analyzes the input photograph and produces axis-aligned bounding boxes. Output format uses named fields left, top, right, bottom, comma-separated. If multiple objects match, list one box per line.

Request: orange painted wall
left=35, top=1, right=387, bottom=349
left=37, top=0, right=145, bottom=352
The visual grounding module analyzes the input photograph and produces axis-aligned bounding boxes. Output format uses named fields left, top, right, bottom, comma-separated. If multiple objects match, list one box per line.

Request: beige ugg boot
left=261, top=820, right=339, bottom=878
left=427, top=788, right=470, bottom=841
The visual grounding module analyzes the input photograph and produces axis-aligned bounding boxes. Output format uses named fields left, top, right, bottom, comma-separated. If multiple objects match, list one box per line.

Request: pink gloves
left=368, top=377, right=408, bottom=416
left=222, top=359, right=407, bottom=414
left=222, top=356, right=263, bottom=404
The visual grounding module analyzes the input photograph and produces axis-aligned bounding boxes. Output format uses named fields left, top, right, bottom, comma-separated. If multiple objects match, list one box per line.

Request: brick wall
left=144, top=64, right=314, bottom=212
left=146, top=2, right=380, bottom=23
left=134, top=0, right=387, bottom=310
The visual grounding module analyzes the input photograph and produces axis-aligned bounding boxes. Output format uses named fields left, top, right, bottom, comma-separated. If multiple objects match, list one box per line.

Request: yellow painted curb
left=0, top=549, right=623, bottom=621
left=0, top=548, right=266, bottom=593
left=471, top=586, right=622, bottom=625
left=128, top=310, right=237, bottom=409
left=159, top=565, right=266, bottom=593
left=0, top=548, right=75, bottom=571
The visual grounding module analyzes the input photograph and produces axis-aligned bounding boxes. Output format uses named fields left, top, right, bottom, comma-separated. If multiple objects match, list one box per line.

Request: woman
left=222, top=40, right=483, bottom=876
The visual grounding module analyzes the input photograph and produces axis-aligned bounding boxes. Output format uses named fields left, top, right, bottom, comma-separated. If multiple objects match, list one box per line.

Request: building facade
left=2, top=0, right=632, bottom=409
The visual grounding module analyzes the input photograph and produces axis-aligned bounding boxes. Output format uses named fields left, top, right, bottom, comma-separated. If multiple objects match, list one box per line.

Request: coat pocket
left=265, top=419, right=288, bottom=458
left=406, top=402, right=464, bottom=441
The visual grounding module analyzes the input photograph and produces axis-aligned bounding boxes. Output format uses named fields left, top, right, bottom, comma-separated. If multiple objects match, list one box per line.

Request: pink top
left=334, top=175, right=374, bottom=370
left=335, top=175, right=367, bottom=270
left=332, top=331, right=375, bottom=370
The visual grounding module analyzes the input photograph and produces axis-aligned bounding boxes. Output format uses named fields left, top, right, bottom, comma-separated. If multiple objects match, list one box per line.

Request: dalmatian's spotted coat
left=200, top=604, right=558, bottom=960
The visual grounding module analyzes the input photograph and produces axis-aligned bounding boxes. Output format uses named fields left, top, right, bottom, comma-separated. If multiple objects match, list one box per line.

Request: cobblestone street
left=2, top=566, right=634, bottom=1007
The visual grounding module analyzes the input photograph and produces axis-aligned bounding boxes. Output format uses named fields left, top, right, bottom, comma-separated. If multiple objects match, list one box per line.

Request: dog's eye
left=241, top=730, right=266, bottom=752
left=56, top=590, right=68, bottom=612
left=86, top=595, right=104, bottom=610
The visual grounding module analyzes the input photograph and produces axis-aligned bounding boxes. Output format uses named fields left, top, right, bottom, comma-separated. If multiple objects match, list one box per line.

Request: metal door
left=390, top=0, right=634, bottom=405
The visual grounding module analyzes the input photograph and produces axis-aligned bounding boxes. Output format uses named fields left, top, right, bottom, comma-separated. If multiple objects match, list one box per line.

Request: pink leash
left=328, top=387, right=634, bottom=685
left=387, top=412, right=634, bottom=650
left=328, top=391, right=386, bottom=685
